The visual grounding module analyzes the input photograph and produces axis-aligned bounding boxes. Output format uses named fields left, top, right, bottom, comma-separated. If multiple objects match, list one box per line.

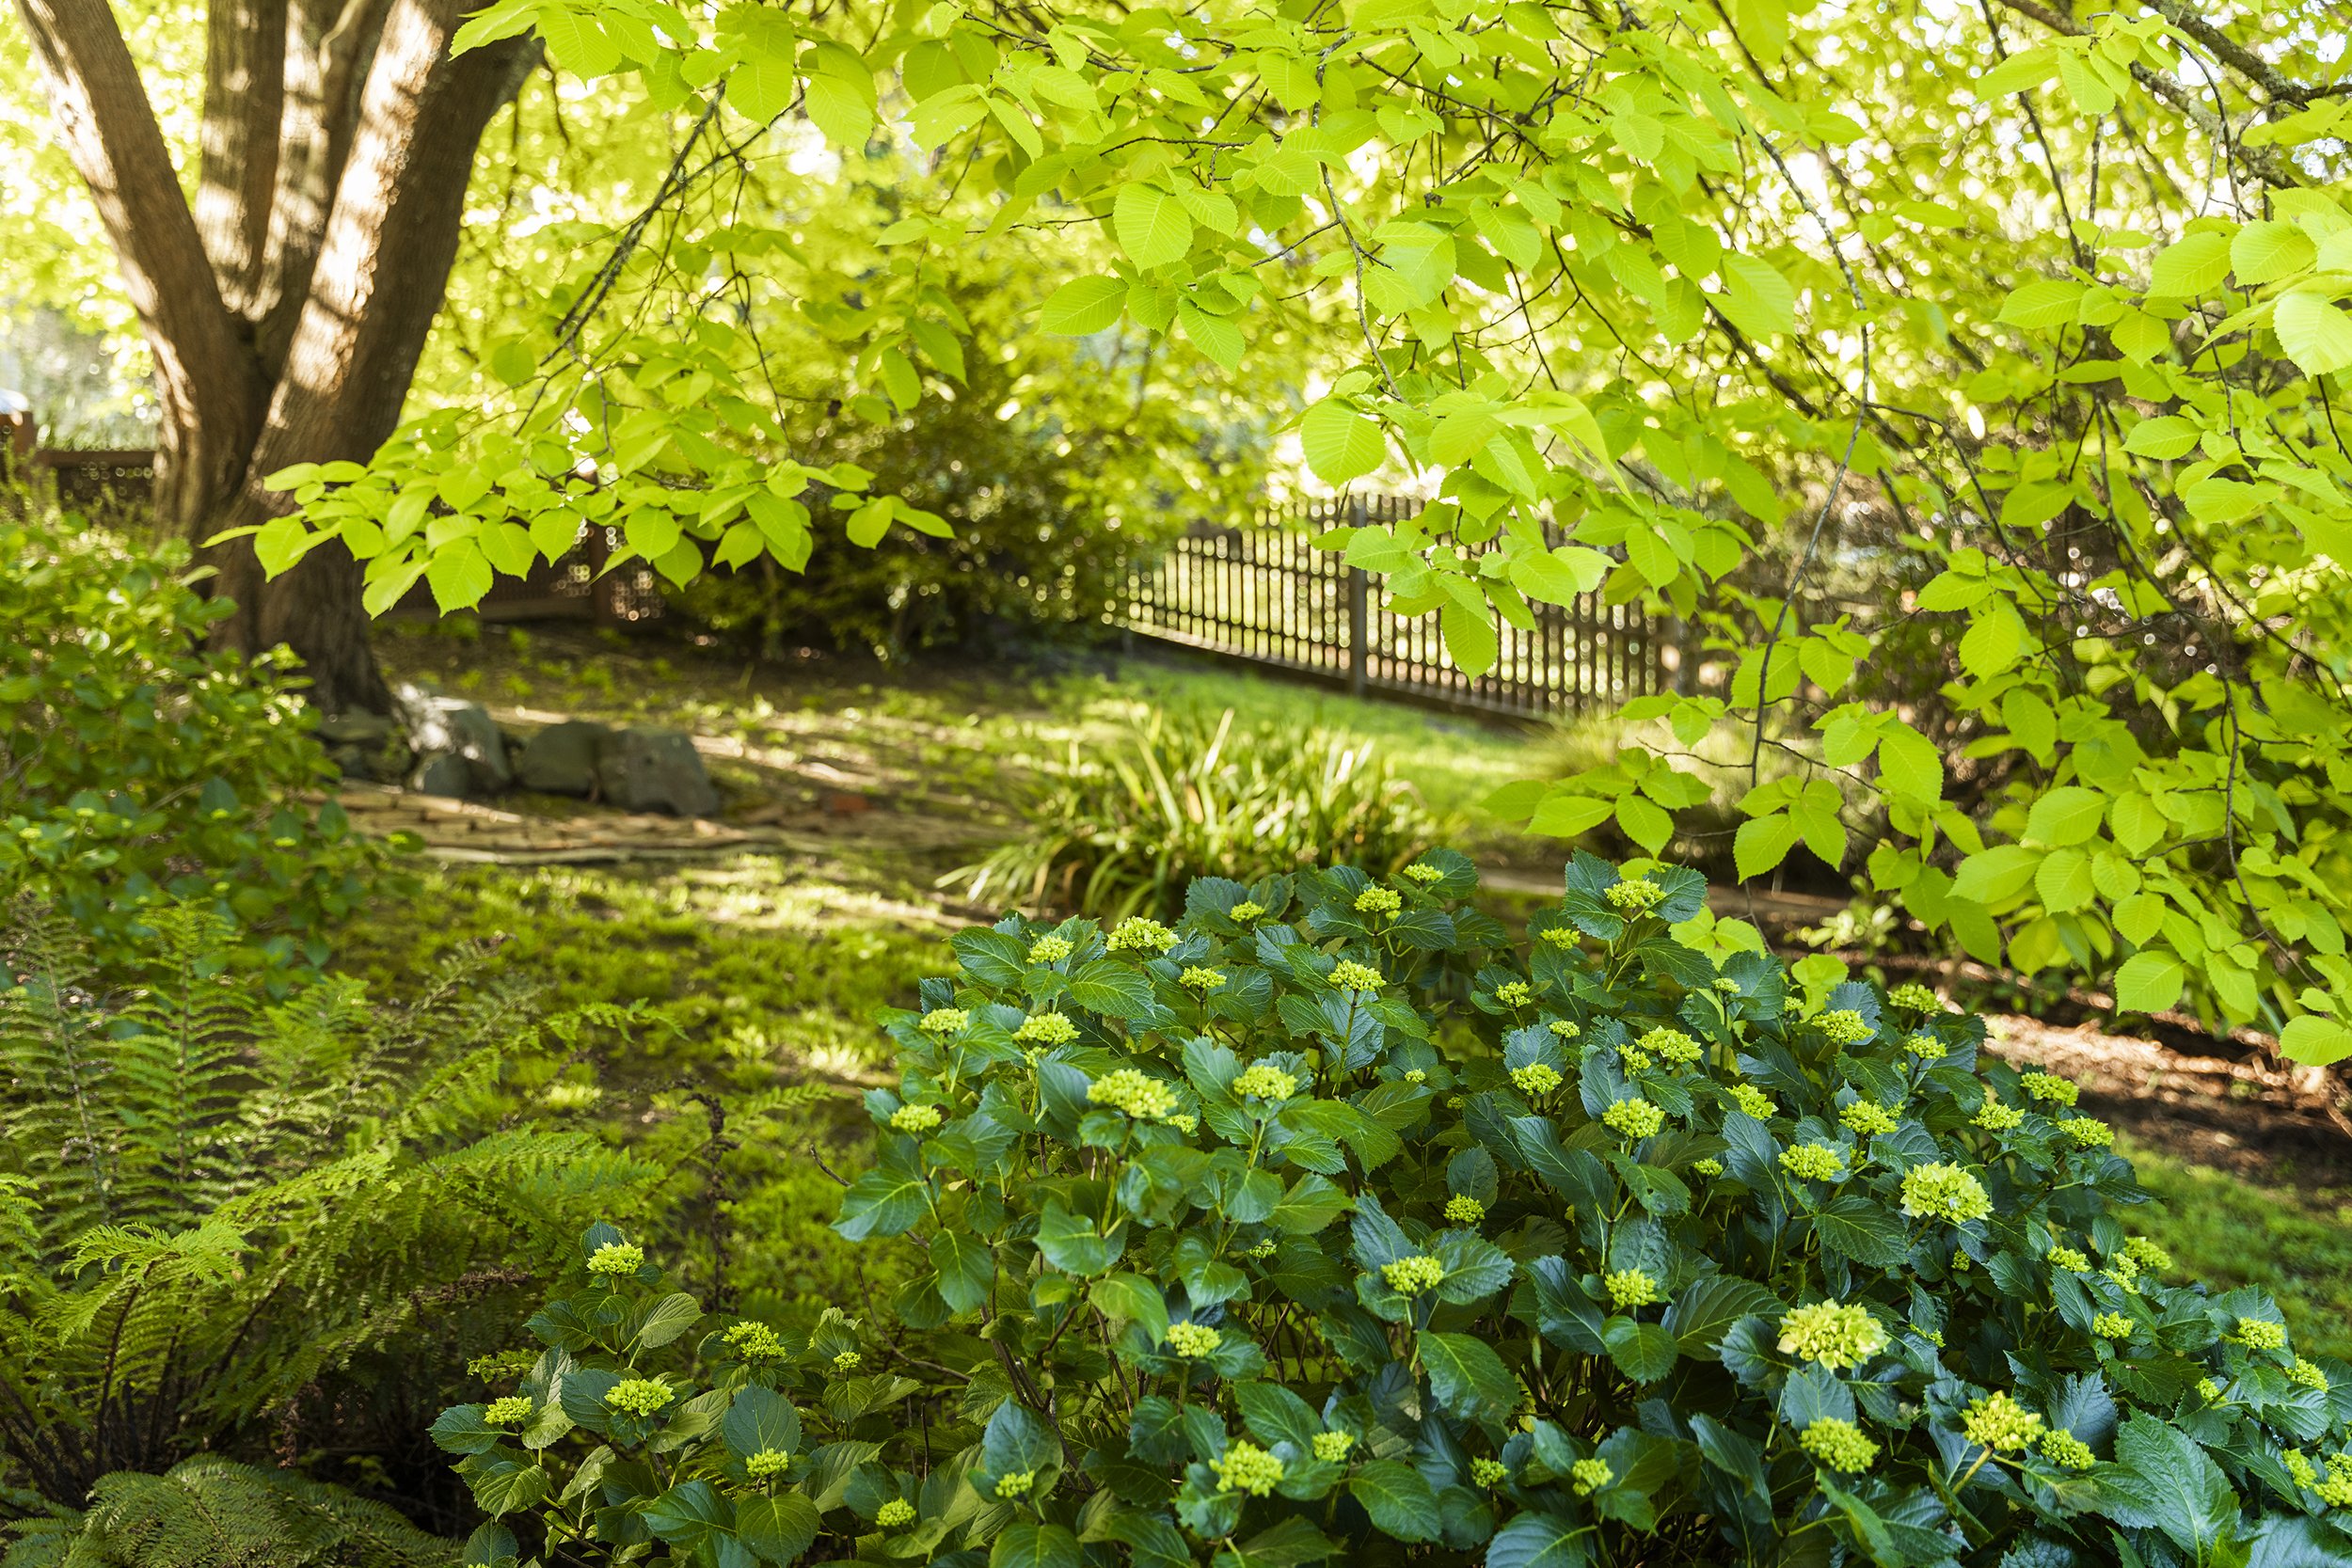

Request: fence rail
left=1120, top=496, right=1678, bottom=720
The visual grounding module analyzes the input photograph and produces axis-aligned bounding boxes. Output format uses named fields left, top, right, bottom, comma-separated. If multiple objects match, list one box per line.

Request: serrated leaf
left=2114, top=950, right=2185, bottom=1015
left=1301, top=400, right=1389, bottom=485
left=1114, top=184, right=1194, bottom=269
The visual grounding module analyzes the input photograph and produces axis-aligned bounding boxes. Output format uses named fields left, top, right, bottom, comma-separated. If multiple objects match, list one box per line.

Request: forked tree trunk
left=14, top=0, right=535, bottom=714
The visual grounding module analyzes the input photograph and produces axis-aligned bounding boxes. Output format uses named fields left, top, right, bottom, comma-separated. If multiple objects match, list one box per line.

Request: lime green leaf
left=1718, top=254, right=1795, bottom=340
left=1439, top=596, right=1498, bottom=677
left=2232, top=219, right=2314, bottom=286
left=2114, top=950, right=2185, bottom=1014
left=1114, top=184, right=1194, bottom=269
left=1301, top=400, right=1388, bottom=485
left=2148, top=231, right=2233, bottom=297
left=2025, top=786, right=2105, bottom=847
left=2275, top=292, right=2352, bottom=376
left=1041, top=277, right=1128, bottom=335
left=2280, top=1015, right=2352, bottom=1067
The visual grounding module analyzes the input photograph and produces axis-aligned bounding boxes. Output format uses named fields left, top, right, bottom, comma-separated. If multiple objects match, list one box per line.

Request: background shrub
left=952, top=705, right=1457, bottom=919
left=0, top=505, right=382, bottom=970
left=453, top=853, right=2352, bottom=1565
left=671, top=342, right=1199, bottom=663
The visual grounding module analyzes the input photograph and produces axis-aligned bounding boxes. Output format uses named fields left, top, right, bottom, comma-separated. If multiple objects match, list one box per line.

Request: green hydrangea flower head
left=1602, top=1098, right=1665, bottom=1139
left=1548, top=1020, right=1581, bottom=1039
left=1617, top=1043, right=1654, bottom=1073
left=1817, top=1009, right=1873, bottom=1045
left=876, top=1498, right=916, bottom=1528
left=1470, top=1457, right=1509, bottom=1487
left=1972, top=1098, right=2025, bottom=1131
left=1495, top=981, right=1534, bottom=1008
left=1228, top=901, right=1265, bottom=922
left=2288, top=1450, right=2319, bottom=1488
left=1168, top=1113, right=1199, bottom=1135
left=1801, top=1418, right=1879, bottom=1473
left=1511, top=1063, right=1564, bottom=1098
left=2290, top=1358, right=2330, bottom=1391
left=1015, top=1012, right=1079, bottom=1046
left=605, top=1379, right=672, bottom=1418
left=1779, top=1143, right=1845, bottom=1181
left=1356, top=886, right=1403, bottom=918
left=1604, top=1268, right=1661, bottom=1310
left=2058, top=1116, right=2114, bottom=1148
left=1107, top=916, right=1178, bottom=952
left=1640, top=1026, right=1703, bottom=1064
left=1329, top=960, right=1385, bottom=992
left=833, top=1350, right=862, bottom=1372
left=1312, top=1431, right=1354, bottom=1463
left=1693, top=1158, right=1724, bottom=1177
left=2317, top=1454, right=2352, bottom=1508
left=1167, top=1322, right=1223, bottom=1357
left=1384, top=1255, right=1445, bottom=1295
left=587, top=1242, right=644, bottom=1277
left=746, top=1449, right=790, bottom=1481
left=1840, top=1100, right=1901, bottom=1136
left=2040, top=1430, right=2096, bottom=1470
left=1778, top=1301, right=1890, bottom=1370
left=1211, top=1441, right=1284, bottom=1497
left=2198, top=1377, right=2224, bottom=1403
left=1402, top=863, right=1445, bottom=884
left=1404, top=1069, right=1428, bottom=1085
left=917, top=1008, right=969, bottom=1037
left=1901, top=1162, right=1993, bottom=1225
left=1089, top=1068, right=1178, bottom=1120
left=1539, top=927, right=1581, bottom=949
left=484, top=1396, right=532, bottom=1427
left=995, top=1471, right=1035, bottom=1498
left=890, top=1103, right=943, bottom=1133
left=1731, top=1084, right=1778, bottom=1120
left=1181, top=966, right=1228, bottom=991
left=725, top=1321, right=786, bottom=1361
left=1962, top=1391, right=2044, bottom=1451
left=2091, top=1312, right=2134, bottom=1340
left=1026, top=936, right=1073, bottom=965
left=1712, top=977, right=1741, bottom=995
left=1241, top=1239, right=1277, bottom=1259
left=1889, top=982, right=1942, bottom=1012
left=2123, top=1236, right=2173, bottom=1274
left=1444, top=1195, right=1486, bottom=1225
left=1232, top=1064, right=1298, bottom=1100
left=2238, top=1318, right=2288, bottom=1352
left=1604, top=878, right=1665, bottom=912
left=2047, top=1246, right=2090, bottom=1274
left=1569, top=1458, right=1613, bottom=1495
left=1904, top=1033, right=1947, bottom=1060
left=2021, top=1071, right=2078, bottom=1105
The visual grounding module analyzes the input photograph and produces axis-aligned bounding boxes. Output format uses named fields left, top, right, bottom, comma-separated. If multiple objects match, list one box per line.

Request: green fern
left=1, top=1455, right=456, bottom=1567
left=0, top=901, right=670, bottom=1509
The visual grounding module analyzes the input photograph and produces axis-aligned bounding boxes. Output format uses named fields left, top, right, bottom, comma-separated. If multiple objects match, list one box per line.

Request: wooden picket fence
left=1120, top=496, right=1678, bottom=719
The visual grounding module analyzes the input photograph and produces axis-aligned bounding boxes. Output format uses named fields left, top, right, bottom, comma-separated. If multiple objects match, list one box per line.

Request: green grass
left=2122, top=1135, right=2352, bottom=1361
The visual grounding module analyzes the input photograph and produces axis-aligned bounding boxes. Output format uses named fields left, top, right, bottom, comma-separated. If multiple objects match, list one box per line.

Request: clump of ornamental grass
left=451, top=853, right=2352, bottom=1566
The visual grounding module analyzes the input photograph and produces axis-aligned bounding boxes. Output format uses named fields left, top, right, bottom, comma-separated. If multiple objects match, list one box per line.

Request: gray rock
left=515, top=720, right=612, bottom=797
left=400, top=690, right=511, bottom=794
left=409, top=753, right=475, bottom=799
left=596, top=727, right=719, bottom=816
left=316, top=709, right=396, bottom=745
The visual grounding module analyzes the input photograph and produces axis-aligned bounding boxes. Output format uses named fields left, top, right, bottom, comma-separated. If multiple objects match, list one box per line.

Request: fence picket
left=1120, top=497, right=1670, bottom=720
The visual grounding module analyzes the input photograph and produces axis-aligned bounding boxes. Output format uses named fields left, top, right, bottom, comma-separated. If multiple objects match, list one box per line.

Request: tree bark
left=13, top=0, right=533, bottom=715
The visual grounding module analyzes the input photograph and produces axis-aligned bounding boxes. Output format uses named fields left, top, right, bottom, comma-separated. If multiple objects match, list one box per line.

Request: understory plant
left=951, top=706, right=1454, bottom=920
left=0, top=507, right=383, bottom=971
left=0, top=902, right=666, bottom=1520
left=454, top=853, right=2352, bottom=1566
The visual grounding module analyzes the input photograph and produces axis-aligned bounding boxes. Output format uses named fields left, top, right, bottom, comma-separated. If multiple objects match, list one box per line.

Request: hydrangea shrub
left=448, top=854, right=2352, bottom=1566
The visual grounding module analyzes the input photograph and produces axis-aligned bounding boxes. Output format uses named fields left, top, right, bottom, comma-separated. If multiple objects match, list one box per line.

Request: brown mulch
left=1984, top=1011, right=2352, bottom=1189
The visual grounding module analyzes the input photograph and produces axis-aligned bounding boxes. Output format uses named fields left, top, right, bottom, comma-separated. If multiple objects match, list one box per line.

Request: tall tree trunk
left=13, top=0, right=533, bottom=715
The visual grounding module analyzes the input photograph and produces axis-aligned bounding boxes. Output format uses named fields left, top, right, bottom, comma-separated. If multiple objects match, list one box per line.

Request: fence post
left=1345, top=496, right=1370, bottom=697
